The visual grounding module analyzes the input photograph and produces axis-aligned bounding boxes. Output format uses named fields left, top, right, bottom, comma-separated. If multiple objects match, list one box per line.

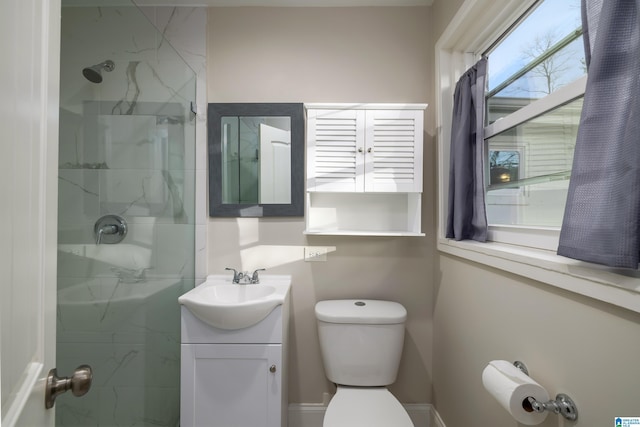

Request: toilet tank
left=315, top=299, right=407, bottom=387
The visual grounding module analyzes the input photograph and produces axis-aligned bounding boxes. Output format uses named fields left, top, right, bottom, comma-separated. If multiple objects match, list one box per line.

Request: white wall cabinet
left=305, top=103, right=427, bottom=236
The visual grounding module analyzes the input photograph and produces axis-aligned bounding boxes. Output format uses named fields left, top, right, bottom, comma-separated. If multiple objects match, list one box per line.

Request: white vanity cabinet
left=180, top=299, right=289, bottom=427
left=305, top=103, right=427, bottom=236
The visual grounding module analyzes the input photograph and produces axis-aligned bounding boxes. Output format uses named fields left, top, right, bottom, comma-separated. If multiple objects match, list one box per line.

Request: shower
left=57, top=5, right=197, bottom=426
left=82, top=59, right=115, bottom=83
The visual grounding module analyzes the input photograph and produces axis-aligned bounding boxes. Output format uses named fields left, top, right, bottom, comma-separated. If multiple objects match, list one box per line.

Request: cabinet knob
left=367, top=147, right=372, bottom=153
left=269, top=365, right=277, bottom=373
left=358, top=147, right=364, bottom=153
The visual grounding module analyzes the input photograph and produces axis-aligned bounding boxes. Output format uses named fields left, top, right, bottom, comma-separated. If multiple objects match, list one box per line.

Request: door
left=307, top=107, right=424, bottom=193
left=181, top=344, right=282, bottom=427
left=259, top=123, right=291, bottom=204
left=364, top=109, right=424, bottom=192
left=306, top=108, right=366, bottom=192
left=1, top=0, right=61, bottom=426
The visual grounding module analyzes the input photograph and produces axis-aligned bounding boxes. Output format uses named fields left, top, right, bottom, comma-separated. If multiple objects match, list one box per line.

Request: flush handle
left=45, top=365, right=93, bottom=409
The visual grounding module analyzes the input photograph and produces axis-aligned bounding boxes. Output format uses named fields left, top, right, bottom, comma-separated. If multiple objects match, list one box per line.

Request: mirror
left=208, top=103, right=304, bottom=217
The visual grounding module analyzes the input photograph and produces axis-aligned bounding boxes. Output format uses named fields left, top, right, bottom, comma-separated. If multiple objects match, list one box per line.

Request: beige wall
left=430, top=0, right=465, bottom=43
left=434, top=255, right=640, bottom=426
left=206, top=6, right=435, bottom=404
left=432, top=2, right=640, bottom=426
left=204, top=2, right=640, bottom=423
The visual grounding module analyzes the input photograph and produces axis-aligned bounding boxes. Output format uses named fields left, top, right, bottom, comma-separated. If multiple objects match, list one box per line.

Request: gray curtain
left=446, top=58, right=488, bottom=242
left=558, top=0, right=640, bottom=268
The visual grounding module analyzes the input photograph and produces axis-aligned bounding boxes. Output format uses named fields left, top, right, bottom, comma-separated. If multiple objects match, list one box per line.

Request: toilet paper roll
left=482, top=360, right=550, bottom=425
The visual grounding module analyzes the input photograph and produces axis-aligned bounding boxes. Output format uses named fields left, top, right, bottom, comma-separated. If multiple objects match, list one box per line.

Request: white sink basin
left=178, top=275, right=291, bottom=330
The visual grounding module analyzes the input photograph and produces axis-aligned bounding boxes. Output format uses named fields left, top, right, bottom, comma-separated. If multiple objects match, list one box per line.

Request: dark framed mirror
left=208, top=103, right=304, bottom=217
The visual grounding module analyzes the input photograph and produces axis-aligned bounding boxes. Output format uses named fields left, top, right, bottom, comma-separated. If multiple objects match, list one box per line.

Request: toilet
left=315, top=299, right=413, bottom=427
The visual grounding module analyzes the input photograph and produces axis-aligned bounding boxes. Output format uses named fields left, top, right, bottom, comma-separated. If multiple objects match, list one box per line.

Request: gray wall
left=206, top=6, right=436, bottom=404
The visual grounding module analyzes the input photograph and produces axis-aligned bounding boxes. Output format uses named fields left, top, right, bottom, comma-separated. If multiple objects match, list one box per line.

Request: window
left=486, top=97, right=583, bottom=230
left=436, top=0, right=640, bottom=313
left=486, top=0, right=584, bottom=121
left=489, top=150, right=520, bottom=187
left=484, top=0, right=585, bottom=242
left=487, top=144, right=526, bottom=208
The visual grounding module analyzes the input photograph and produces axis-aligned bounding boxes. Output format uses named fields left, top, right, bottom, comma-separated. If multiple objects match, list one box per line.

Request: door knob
left=45, top=365, right=93, bottom=409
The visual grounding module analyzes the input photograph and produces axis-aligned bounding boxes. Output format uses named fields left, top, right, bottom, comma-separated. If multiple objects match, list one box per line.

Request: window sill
left=437, top=238, right=640, bottom=313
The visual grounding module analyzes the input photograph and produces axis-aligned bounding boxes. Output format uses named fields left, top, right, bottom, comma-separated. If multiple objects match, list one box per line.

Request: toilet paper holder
left=513, top=361, right=578, bottom=421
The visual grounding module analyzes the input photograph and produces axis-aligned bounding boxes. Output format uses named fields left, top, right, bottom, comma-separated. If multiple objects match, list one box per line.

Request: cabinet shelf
left=305, top=192, right=423, bottom=236
left=303, top=230, right=425, bottom=237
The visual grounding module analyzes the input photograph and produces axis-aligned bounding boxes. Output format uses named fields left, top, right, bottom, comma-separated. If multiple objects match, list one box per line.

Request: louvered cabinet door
left=364, top=109, right=423, bottom=192
left=307, top=109, right=366, bottom=192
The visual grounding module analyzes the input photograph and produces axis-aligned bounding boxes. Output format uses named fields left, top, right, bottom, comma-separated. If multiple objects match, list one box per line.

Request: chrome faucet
left=249, top=268, right=265, bottom=284
left=225, top=268, right=244, bottom=284
left=225, top=267, right=265, bottom=284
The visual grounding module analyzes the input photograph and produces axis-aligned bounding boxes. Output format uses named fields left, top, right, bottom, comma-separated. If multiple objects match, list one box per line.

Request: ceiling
left=133, top=0, right=434, bottom=6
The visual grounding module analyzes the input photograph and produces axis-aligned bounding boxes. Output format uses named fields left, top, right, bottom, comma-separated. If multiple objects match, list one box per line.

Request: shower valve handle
left=94, top=215, right=127, bottom=245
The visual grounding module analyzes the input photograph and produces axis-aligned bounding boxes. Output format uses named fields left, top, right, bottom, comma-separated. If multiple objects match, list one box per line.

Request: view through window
left=485, top=0, right=585, bottom=230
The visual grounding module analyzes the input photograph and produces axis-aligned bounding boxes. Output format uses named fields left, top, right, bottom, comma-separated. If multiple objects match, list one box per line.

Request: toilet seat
left=323, top=386, right=414, bottom=427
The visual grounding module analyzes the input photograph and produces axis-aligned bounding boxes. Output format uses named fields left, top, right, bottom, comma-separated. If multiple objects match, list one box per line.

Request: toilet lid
left=324, top=387, right=414, bottom=427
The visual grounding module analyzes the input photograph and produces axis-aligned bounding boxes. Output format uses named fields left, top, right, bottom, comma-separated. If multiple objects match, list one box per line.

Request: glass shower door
left=56, top=3, right=196, bottom=426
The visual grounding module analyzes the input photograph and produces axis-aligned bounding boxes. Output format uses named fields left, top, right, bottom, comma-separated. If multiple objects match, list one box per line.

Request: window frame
left=436, top=0, right=640, bottom=313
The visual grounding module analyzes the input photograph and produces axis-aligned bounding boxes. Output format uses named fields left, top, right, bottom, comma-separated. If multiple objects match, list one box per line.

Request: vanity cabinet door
left=181, top=344, right=283, bottom=427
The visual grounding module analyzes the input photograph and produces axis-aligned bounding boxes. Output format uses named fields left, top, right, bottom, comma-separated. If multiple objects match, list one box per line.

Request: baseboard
left=288, top=403, right=442, bottom=427
left=404, top=404, right=431, bottom=426
left=288, top=404, right=325, bottom=427
left=430, top=406, right=446, bottom=427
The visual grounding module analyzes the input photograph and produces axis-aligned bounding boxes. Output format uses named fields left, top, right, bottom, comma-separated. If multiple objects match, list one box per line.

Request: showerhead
left=82, top=60, right=115, bottom=84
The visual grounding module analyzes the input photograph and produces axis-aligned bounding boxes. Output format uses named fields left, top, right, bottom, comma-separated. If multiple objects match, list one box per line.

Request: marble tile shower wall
left=58, top=6, right=207, bottom=285
left=138, top=6, right=209, bottom=282
left=57, top=6, right=206, bottom=427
